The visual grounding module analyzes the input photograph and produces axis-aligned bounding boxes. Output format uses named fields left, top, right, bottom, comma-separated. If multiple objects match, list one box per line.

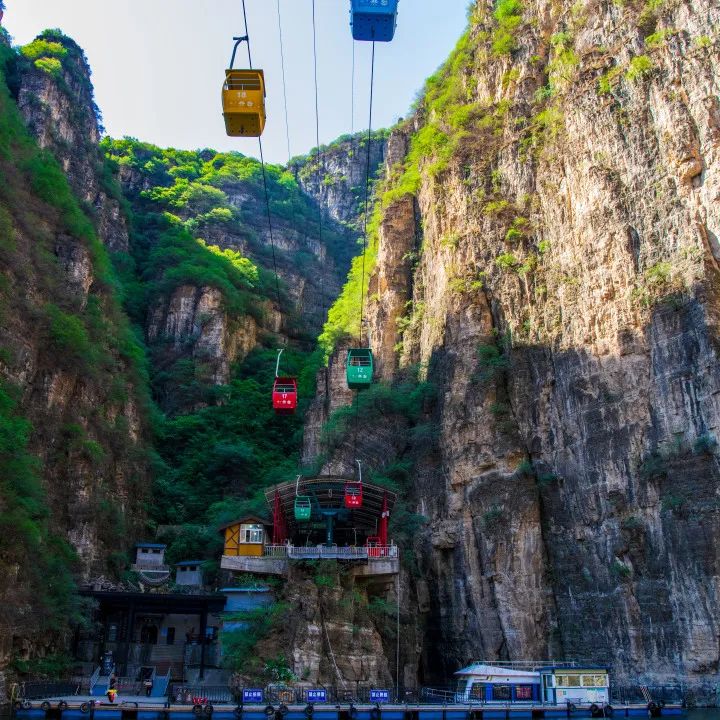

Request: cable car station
left=220, top=476, right=399, bottom=578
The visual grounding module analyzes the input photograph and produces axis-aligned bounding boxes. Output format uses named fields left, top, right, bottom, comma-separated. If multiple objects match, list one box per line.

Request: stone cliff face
left=108, top=133, right=371, bottom=397
left=250, top=566, right=395, bottom=692
left=0, top=32, right=151, bottom=689
left=18, top=35, right=129, bottom=252
left=306, top=0, right=720, bottom=695
left=290, top=133, right=387, bottom=229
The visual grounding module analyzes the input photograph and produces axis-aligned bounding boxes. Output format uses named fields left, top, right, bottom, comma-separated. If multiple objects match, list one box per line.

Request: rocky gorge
left=1, top=0, right=720, bottom=705
left=304, top=0, right=720, bottom=699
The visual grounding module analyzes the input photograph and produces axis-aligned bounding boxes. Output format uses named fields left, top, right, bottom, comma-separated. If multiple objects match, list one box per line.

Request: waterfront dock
left=12, top=697, right=685, bottom=720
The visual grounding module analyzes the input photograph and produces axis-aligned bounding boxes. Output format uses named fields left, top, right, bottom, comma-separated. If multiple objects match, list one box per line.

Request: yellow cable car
left=222, top=68, right=266, bottom=137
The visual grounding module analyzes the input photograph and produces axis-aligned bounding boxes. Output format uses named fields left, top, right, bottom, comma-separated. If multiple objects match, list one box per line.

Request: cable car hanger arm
left=228, top=35, right=250, bottom=70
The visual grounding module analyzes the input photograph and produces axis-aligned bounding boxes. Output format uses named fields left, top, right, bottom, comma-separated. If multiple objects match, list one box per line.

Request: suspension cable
left=240, top=0, right=282, bottom=309
left=351, top=41, right=355, bottom=135
left=276, top=0, right=291, bottom=162
left=311, top=0, right=325, bottom=316
left=352, top=40, right=377, bottom=462
left=358, top=41, right=376, bottom=347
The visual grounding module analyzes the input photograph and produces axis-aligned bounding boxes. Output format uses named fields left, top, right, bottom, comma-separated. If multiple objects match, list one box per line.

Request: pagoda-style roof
left=264, top=476, right=397, bottom=535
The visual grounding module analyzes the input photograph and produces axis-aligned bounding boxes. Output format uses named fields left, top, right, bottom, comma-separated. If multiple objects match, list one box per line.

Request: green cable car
left=346, top=348, right=373, bottom=389
left=294, top=496, right=312, bottom=522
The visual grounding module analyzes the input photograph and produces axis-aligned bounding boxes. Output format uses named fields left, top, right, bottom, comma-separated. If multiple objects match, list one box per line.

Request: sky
left=5, top=1, right=470, bottom=165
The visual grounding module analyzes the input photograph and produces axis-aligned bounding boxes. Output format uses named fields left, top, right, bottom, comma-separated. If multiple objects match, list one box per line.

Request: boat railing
left=464, top=660, right=583, bottom=670
left=19, top=681, right=81, bottom=700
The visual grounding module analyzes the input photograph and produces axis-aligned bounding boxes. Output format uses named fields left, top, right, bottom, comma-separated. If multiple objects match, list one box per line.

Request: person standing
left=107, top=672, right=118, bottom=703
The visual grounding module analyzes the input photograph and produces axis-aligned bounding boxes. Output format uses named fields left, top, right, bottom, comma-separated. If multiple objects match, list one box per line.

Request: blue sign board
left=370, top=690, right=390, bottom=703
left=306, top=690, right=327, bottom=703
left=243, top=689, right=264, bottom=704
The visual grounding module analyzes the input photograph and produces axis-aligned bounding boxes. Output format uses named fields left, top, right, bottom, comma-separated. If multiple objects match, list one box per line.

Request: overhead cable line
left=358, top=41, right=376, bottom=347
left=276, top=0, right=292, bottom=162
left=240, top=0, right=282, bottom=309
left=311, top=0, right=326, bottom=317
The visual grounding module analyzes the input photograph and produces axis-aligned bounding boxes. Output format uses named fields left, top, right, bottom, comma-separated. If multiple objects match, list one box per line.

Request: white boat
left=453, top=661, right=610, bottom=706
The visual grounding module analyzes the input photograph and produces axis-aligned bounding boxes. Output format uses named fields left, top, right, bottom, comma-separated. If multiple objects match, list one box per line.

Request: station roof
left=217, top=515, right=272, bottom=531
left=135, top=543, right=166, bottom=549
left=264, top=476, right=397, bottom=534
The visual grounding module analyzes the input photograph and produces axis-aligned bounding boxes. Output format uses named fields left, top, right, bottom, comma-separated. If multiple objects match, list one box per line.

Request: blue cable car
left=350, top=0, right=399, bottom=43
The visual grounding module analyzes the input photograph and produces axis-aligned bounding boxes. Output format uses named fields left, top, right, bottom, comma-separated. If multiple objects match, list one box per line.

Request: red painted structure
left=272, top=377, right=297, bottom=414
left=272, top=490, right=288, bottom=544
left=344, top=481, right=363, bottom=509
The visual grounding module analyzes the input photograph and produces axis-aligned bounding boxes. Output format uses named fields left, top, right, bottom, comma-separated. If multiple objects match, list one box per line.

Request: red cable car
left=273, top=377, right=297, bottom=415
left=344, top=482, right=363, bottom=509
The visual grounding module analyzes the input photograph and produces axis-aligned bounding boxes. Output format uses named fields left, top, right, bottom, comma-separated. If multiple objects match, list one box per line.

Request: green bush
left=492, top=0, right=524, bottom=55
left=20, top=39, right=67, bottom=61
left=476, top=343, right=509, bottom=381
left=34, top=57, right=63, bottom=77
left=625, top=55, right=653, bottom=82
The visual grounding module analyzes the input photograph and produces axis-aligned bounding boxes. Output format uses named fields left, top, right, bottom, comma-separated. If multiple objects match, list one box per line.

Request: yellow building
left=220, top=516, right=271, bottom=557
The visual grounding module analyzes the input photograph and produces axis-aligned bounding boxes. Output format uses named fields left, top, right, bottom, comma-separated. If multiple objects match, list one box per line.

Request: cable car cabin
left=344, top=482, right=363, bottom=509
left=273, top=377, right=298, bottom=415
left=294, top=496, right=312, bottom=522
left=346, top=348, right=373, bottom=389
left=222, top=69, right=266, bottom=137
left=350, top=0, right=399, bottom=42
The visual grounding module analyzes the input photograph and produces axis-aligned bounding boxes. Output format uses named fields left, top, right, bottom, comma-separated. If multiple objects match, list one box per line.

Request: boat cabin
left=455, top=663, right=610, bottom=705
left=220, top=516, right=273, bottom=557
left=539, top=667, right=610, bottom=705
left=455, top=664, right=541, bottom=703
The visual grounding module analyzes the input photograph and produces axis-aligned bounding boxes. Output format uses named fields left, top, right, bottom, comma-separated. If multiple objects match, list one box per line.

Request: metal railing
left=262, top=545, right=398, bottom=560
left=131, top=563, right=171, bottom=572
left=463, top=661, right=583, bottom=670
left=88, top=666, right=101, bottom=694
left=19, top=681, right=81, bottom=700
left=169, top=684, right=237, bottom=704
left=610, top=685, right=684, bottom=705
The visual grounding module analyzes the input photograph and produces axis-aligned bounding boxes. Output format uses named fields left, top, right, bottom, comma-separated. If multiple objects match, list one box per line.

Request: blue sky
left=6, top=1, right=470, bottom=165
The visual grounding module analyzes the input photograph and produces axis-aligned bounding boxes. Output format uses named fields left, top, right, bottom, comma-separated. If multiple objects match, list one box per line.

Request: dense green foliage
left=221, top=602, right=289, bottom=677
left=0, top=36, right=152, bottom=623
left=0, top=379, right=82, bottom=630
left=101, top=142, right=329, bottom=565
left=152, top=347, right=321, bottom=534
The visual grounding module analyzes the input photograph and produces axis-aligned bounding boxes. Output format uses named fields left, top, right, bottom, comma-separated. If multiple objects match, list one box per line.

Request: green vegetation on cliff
left=0, top=39, right=151, bottom=624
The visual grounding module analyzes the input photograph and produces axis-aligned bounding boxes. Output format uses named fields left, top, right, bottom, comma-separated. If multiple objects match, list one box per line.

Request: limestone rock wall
left=17, top=36, right=129, bottom=252
left=291, top=135, right=387, bottom=229
left=305, top=0, right=720, bottom=694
